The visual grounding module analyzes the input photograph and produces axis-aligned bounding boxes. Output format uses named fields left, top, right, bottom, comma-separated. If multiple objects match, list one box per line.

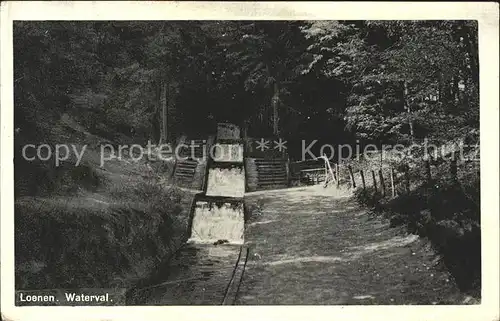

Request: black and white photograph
left=1, top=2, right=499, bottom=321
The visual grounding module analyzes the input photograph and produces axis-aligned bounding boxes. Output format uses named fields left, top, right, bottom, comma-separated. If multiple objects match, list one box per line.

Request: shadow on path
left=237, top=186, right=470, bottom=305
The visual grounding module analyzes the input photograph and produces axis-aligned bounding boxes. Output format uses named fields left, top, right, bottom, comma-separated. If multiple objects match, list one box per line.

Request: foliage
left=15, top=179, right=187, bottom=290
left=301, top=20, right=479, bottom=144
left=353, top=186, right=384, bottom=209
left=14, top=20, right=479, bottom=148
left=13, top=20, right=481, bottom=295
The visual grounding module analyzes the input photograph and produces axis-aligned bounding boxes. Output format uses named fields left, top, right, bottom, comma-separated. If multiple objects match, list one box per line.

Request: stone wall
left=192, top=161, right=207, bottom=190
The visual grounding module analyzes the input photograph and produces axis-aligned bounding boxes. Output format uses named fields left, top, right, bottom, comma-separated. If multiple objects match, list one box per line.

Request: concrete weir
left=188, top=123, right=246, bottom=245
left=206, top=165, right=245, bottom=198
left=188, top=196, right=245, bottom=244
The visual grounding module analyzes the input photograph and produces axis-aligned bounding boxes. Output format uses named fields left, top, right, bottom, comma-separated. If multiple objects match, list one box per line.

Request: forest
left=14, top=20, right=479, bottom=153
left=13, top=21, right=481, bottom=298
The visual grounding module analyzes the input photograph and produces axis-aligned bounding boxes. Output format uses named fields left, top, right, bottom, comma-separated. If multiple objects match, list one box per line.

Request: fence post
left=360, top=170, right=366, bottom=190
left=348, top=165, right=356, bottom=188
left=323, top=159, right=328, bottom=186
left=285, top=158, right=291, bottom=187
left=390, top=167, right=396, bottom=198
left=404, top=165, right=411, bottom=193
left=450, top=153, right=458, bottom=184
left=336, top=163, right=341, bottom=188
left=425, top=159, right=432, bottom=183
left=378, top=169, right=386, bottom=197
left=371, top=170, right=378, bottom=192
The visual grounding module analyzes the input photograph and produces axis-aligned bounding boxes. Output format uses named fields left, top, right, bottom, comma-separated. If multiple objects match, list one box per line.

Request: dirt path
left=237, top=186, right=470, bottom=305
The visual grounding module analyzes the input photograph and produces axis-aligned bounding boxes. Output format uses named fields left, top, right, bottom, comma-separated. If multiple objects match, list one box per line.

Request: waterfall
left=188, top=130, right=246, bottom=245
left=206, top=167, right=245, bottom=198
left=189, top=201, right=244, bottom=244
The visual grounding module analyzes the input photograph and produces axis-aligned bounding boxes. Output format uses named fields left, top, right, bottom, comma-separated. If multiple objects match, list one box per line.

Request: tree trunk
left=452, top=76, right=459, bottom=104
left=403, top=81, right=414, bottom=142
left=151, top=106, right=161, bottom=145
left=152, top=81, right=162, bottom=144
left=379, top=141, right=383, bottom=171
left=159, top=80, right=168, bottom=144
left=464, top=28, right=479, bottom=84
left=272, top=80, right=280, bottom=136
left=438, top=73, right=443, bottom=102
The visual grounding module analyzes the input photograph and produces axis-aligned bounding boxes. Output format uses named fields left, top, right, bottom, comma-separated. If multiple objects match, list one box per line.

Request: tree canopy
left=14, top=20, right=479, bottom=154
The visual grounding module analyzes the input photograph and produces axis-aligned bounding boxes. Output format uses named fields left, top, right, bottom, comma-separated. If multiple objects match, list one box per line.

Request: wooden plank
left=176, top=165, right=196, bottom=171
left=175, top=169, right=196, bottom=176
left=256, top=160, right=285, bottom=163
left=259, top=173, right=287, bottom=178
left=300, top=168, right=324, bottom=173
left=176, top=165, right=198, bottom=170
left=258, top=180, right=288, bottom=185
left=177, top=160, right=199, bottom=166
left=258, top=175, right=288, bottom=180
left=258, top=178, right=288, bottom=183
left=175, top=171, right=196, bottom=176
left=258, top=171, right=287, bottom=176
left=258, top=172, right=286, bottom=176
left=175, top=166, right=197, bottom=172
left=258, top=184, right=288, bottom=188
left=175, top=167, right=196, bottom=173
left=175, top=175, right=193, bottom=179
left=256, top=164, right=286, bottom=168
left=258, top=171, right=286, bottom=176
left=259, top=180, right=287, bottom=184
left=257, top=166, right=286, bottom=171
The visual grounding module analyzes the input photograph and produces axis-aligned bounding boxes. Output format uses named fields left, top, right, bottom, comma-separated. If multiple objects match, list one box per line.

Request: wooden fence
left=292, top=151, right=478, bottom=198
left=331, top=155, right=477, bottom=198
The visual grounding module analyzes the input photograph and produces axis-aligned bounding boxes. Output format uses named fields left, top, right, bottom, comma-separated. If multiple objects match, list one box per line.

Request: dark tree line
left=14, top=20, right=479, bottom=152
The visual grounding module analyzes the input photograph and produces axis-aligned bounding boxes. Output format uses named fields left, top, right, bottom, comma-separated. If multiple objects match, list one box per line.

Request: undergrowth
left=14, top=115, right=191, bottom=293
left=15, top=172, right=187, bottom=291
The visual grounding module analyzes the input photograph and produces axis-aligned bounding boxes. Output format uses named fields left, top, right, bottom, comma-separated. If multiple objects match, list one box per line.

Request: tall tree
left=221, top=21, right=308, bottom=136
left=301, top=20, right=479, bottom=145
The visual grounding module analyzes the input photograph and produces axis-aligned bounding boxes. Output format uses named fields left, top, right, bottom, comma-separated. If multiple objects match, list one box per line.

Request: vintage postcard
left=1, top=1, right=498, bottom=321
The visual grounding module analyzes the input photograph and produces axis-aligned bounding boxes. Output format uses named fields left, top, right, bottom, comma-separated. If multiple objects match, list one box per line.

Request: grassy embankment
left=14, top=114, right=194, bottom=294
left=344, top=141, right=480, bottom=296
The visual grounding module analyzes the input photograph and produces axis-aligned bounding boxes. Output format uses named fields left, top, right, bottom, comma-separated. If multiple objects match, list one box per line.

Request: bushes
left=15, top=178, right=188, bottom=290
left=353, top=186, right=383, bottom=210
left=14, top=139, right=106, bottom=198
left=14, top=118, right=189, bottom=291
